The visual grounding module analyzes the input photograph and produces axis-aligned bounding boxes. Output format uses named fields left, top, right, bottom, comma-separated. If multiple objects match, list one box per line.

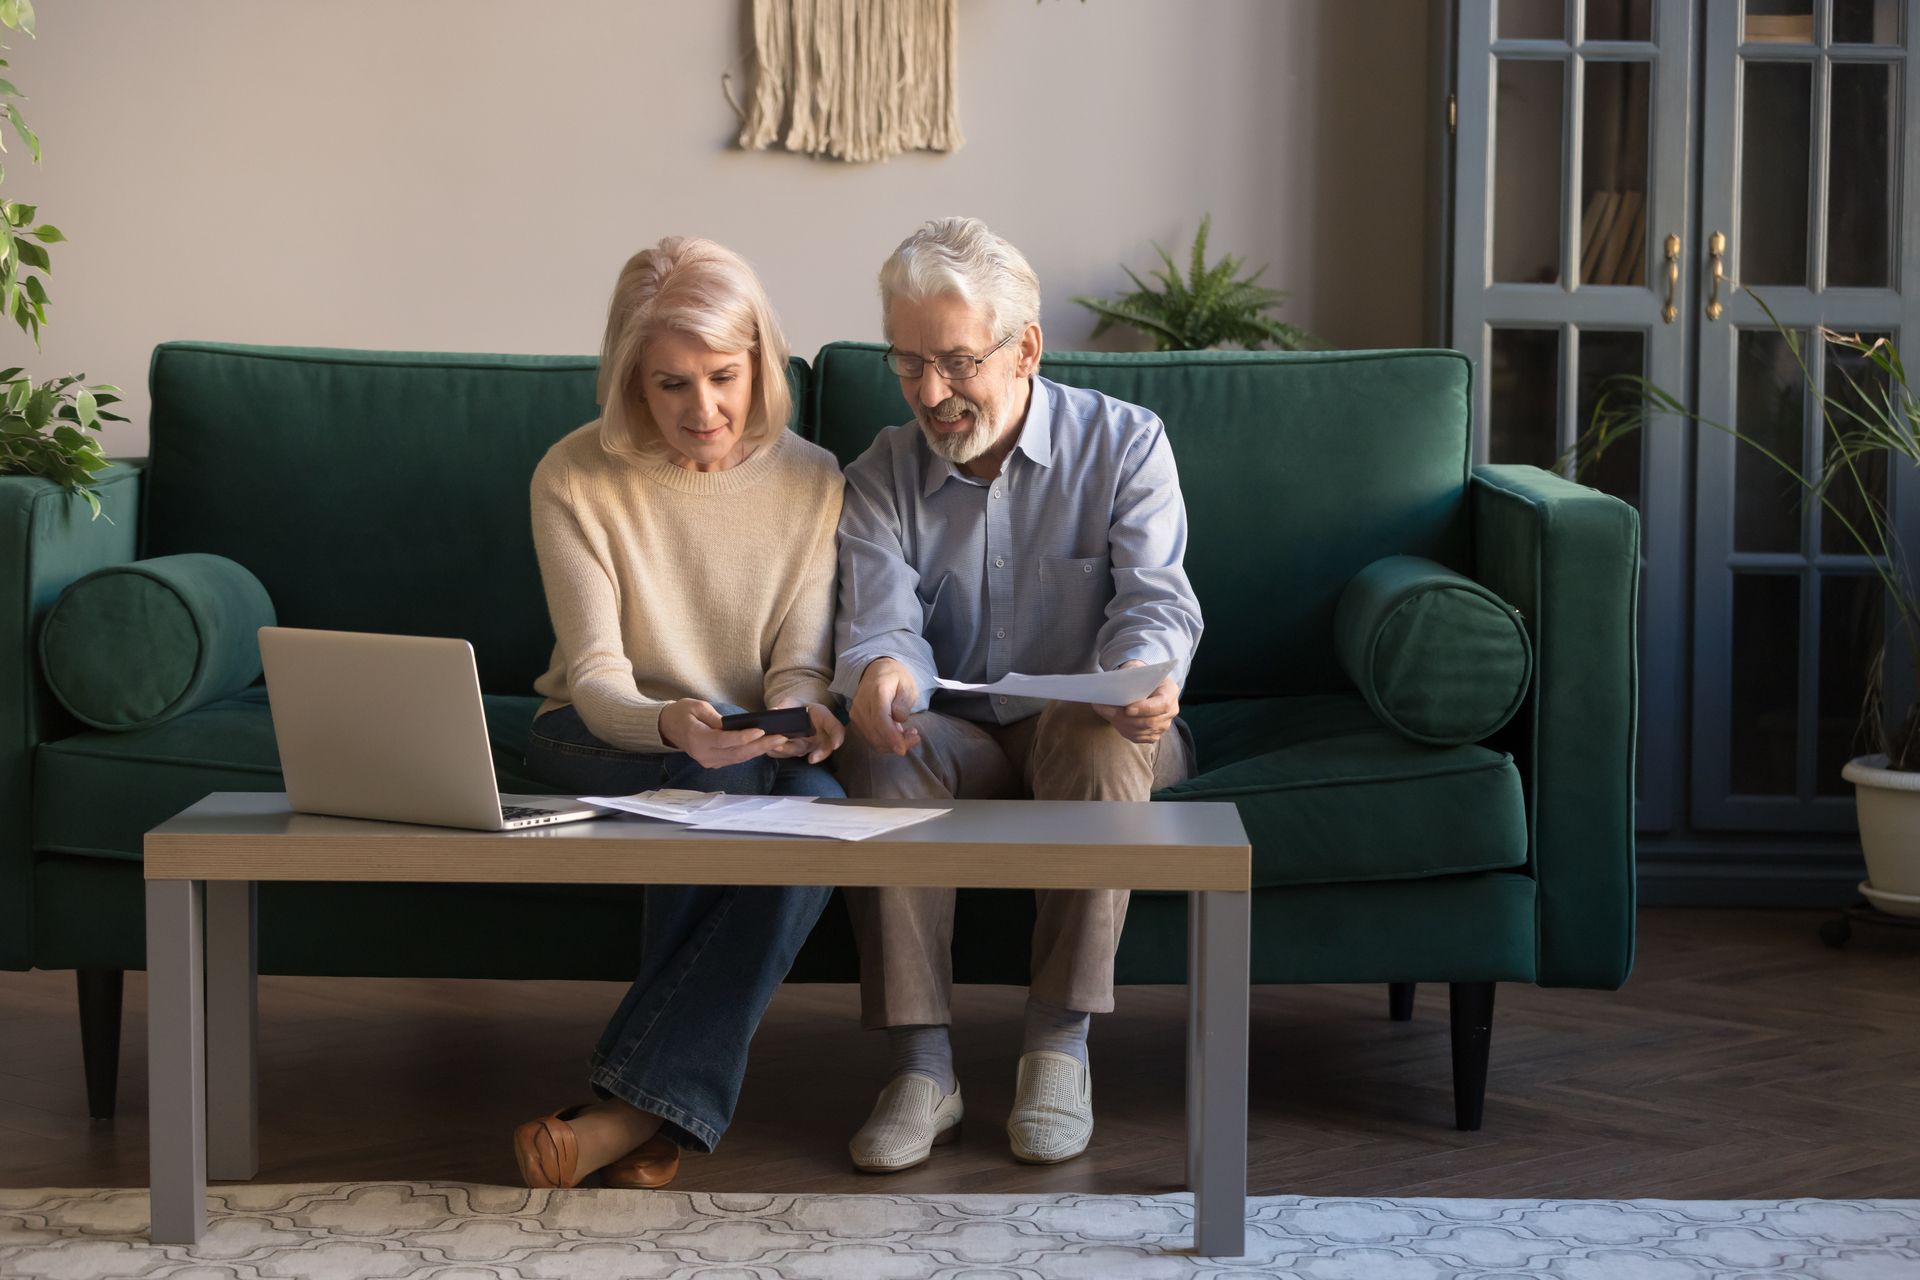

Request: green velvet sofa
left=0, top=340, right=1639, bottom=1129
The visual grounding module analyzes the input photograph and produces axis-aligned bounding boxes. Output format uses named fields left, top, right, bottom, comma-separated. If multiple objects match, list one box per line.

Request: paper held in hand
left=579, top=789, right=948, bottom=841
left=934, top=658, right=1177, bottom=706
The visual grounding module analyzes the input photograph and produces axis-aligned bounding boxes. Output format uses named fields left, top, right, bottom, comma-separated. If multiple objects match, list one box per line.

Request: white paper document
left=579, top=790, right=946, bottom=841
left=934, top=659, right=1177, bottom=706
left=682, top=799, right=948, bottom=840
left=580, top=789, right=811, bottom=822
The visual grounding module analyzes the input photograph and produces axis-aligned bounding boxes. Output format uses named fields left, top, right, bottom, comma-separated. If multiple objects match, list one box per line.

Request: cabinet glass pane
left=1817, top=574, right=1882, bottom=794
left=1490, top=328, right=1562, bottom=468
left=1495, top=59, right=1566, bottom=284
left=1730, top=573, right=1801, bottom=795
left=1735, top=328, right=1809, bottom=553
left=1502, top=0, right=1566, bottom=39
left=1832, top=0, right=1900, bottom=44
left=1741, top=61, right=1813, bottom=287
left=1576, top=329, right=1645, bottom=511
left=1580, top=60, right=1651, bottom=285
left=1827, top=63, right=1896, bottom=289
left=1585, top=0, right=1652, bottom=42
left=1820, top=331, right=1892, bottom=555
left=1745, top=0, right=1815, bottom=43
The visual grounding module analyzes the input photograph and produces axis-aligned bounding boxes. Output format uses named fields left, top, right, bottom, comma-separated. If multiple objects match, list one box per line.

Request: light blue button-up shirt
left=831, top=374, right=1204, bottom=724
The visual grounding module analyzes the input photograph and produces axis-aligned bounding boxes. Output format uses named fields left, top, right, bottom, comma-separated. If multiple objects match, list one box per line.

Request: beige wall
left=7, top=1, right=1431, bottom=456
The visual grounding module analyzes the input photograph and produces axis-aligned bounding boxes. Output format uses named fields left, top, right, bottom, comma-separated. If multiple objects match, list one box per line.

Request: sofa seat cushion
left=34, top=687, right=551, bottom=861
left=1155, top=694, right=1528, bottom=889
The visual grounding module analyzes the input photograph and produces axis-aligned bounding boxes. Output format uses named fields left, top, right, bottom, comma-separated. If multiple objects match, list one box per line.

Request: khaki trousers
left=835, top=700, right=1193, bottom=1028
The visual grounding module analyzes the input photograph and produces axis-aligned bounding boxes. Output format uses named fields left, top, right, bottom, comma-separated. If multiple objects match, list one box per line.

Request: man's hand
left=658, top=699, right=787, bottom=769
left=765, top=699, right=848, bottom=765
left=850, top=658, right=923, bottom=756
left=1092, top=659, right=1180, bottom=745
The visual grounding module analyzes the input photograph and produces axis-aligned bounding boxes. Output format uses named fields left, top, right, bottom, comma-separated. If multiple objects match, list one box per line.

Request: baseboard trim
left=1637, top=840, right=1865, bottom=907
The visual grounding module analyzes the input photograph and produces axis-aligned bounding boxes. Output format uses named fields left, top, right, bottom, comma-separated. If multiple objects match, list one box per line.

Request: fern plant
left=1072, top=214, right=1318, bottom=352
left=0, top=0, right=126, bottom=520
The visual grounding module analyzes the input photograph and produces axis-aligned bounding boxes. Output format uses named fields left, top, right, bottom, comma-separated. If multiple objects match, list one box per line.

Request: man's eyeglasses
left=883, top=331, right=1016, bottom=381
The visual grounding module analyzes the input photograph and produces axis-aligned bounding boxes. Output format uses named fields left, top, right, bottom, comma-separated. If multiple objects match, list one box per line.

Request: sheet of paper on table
left=578, top=790, right=947, bottom=841
left=934, top=658, right=1176, bottom=706
left=580, top=789, right=813, bottom=822
left=682, top=799, right=948, bottom=840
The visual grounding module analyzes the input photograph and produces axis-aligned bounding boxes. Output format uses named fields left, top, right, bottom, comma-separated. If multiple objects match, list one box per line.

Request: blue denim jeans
left=524, top=703, right=840, bottom=1152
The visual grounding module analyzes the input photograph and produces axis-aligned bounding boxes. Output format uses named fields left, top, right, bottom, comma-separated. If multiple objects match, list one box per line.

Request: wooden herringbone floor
left=1, top=909, right=1916, bottom=1198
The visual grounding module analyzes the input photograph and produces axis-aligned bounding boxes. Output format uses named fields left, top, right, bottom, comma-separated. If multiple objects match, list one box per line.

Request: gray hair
left=877, top=217, right=1042, bottom=339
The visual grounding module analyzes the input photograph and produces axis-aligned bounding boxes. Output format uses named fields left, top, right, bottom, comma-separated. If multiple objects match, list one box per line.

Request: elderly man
left=832, top=217, right=1204, bottom=1173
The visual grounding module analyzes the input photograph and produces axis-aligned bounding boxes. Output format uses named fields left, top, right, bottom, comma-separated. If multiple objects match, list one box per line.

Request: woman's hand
left=657, top=699, right=788, bottom=769
left=766, top=700, right=847, bottom=765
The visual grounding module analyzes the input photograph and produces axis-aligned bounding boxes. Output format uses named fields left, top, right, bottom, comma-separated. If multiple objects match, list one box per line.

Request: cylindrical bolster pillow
left=40, top=553, right=275, bottom=731
left=1334, top=555, right=1533, bottom=746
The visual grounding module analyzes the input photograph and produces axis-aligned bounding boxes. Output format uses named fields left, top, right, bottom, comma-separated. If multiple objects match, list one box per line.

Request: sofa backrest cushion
left=809, top=344, right=1474, bottom=700
left=144, top=343, right=809, bottom=694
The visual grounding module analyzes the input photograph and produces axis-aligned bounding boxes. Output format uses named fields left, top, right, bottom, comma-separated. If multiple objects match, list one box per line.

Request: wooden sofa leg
left=77, top=969, right=124, bottom=1120
left=1388, top=982, right=1415, bottom=1021
left=1448, top=981, right=1495, bottom=1131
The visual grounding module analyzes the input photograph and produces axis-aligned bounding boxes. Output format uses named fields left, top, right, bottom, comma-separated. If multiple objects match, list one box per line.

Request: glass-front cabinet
left=1450, top=0, right=1920, bottom=879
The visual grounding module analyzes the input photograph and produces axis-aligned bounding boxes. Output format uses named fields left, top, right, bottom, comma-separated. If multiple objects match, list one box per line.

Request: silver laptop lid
left=259, top=627, right=508, bottom=830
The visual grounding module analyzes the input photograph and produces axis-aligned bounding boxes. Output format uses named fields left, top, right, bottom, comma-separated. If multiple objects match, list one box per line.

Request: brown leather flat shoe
left=513, top=1104, right=588, bottom=1189
left=602, top=1131, right=681, bottom=1189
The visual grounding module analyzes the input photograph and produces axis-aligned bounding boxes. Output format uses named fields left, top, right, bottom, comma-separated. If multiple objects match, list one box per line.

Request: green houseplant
left=1072, top=214, right=1318, bottom=352
left=0, top=0, right=125, bottom=518
left=1570, top=293, right=1920, bottom=910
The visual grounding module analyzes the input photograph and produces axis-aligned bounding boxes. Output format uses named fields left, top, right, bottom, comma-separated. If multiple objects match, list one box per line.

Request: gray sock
left=1021, top=996, right=1091, bottom=1067
left=886, top=1024, right=956, bottom=1094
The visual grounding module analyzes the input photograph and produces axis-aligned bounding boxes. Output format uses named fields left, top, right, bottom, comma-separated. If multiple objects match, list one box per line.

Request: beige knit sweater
left=530, top=423, right=845, bottom=754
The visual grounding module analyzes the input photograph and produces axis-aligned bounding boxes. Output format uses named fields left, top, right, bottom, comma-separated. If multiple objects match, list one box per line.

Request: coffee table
left=144, top=793, right=1253, bottom=1254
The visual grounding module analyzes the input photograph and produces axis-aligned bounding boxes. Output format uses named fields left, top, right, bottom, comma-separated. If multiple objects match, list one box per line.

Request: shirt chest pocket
left=1038, top=554, right=1111, bottom=589
left=1037, top=554, right=1113, bottom=643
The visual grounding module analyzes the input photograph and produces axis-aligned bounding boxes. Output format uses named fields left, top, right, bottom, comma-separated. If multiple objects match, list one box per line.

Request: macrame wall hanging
left=732, top=0, right=964, bottom=164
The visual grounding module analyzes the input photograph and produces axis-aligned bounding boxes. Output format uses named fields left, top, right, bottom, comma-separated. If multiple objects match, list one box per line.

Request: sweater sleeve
left=530, top=456, right=674, bottom=753
left=763, top=466, right=845, bottom=711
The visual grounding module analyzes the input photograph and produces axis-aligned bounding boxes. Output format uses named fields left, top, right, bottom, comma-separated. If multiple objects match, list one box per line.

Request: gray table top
left=144, top=793, right=1251, bottom=891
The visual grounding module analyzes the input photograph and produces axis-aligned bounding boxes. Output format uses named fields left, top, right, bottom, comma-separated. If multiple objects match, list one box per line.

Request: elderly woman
left=515, top=237, right=845, bottom=1190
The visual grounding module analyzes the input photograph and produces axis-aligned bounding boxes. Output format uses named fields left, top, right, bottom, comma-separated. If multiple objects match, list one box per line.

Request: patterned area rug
left=2, top=1184, right=1917, bottom=1278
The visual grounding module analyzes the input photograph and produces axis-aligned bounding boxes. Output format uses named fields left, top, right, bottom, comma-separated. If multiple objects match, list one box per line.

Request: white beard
left=918, top=395, right=999, bottom=464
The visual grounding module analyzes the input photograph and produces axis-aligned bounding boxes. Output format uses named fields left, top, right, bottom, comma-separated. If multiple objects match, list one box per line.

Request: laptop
left=258, top=626, right=602, bottom=831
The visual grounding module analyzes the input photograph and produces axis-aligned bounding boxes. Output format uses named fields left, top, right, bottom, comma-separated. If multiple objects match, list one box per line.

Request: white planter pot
left=1843, top=754, right=1920, bottom=915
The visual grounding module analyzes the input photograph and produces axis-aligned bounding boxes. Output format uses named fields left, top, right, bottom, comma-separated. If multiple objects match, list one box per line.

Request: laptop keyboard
left=501, top=804, right=560, bottom=822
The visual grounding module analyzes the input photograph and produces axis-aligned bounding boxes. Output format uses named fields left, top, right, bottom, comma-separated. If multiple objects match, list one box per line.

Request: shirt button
left=994, top=557, right=1004, bottom=569
left=996, top=628, right=1006, bottom=639
left=991, top=488, right=1001, bottom=499
left=1082, top=563, right=1093, bottom=573
left=998, top=696, right=1009, bottom=705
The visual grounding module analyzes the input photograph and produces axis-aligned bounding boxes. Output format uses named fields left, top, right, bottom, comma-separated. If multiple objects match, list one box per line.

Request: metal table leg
left=146, top=880, right=206, bottom=1245
left=205, top=881, right=259, bottom=1181
left=1185, top=891, right=1201, bottom=1189
left=1188, top=888, right=1249, bottom=1257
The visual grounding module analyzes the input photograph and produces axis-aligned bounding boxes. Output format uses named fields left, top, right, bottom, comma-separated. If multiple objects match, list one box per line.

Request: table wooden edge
left=141, top=800, right=1253, bottom=892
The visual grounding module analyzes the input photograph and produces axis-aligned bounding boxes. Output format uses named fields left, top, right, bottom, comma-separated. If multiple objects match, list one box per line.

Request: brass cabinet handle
left=1663, top=234, right=1681, bottom=324
left=1706, top=231, right=1727, bottom=321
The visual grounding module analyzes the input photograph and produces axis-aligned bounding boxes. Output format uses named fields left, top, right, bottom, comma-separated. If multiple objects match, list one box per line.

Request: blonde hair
left=878, top=216, right=1042, bottom=339
left=596, top=237, right=792, bottom=461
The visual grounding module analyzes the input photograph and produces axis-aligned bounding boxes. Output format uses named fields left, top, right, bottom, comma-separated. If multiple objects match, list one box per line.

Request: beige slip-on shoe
left=1007, top=1050, right=1093, bottom=1164
left=849, top=1072, right=964, bottom=1173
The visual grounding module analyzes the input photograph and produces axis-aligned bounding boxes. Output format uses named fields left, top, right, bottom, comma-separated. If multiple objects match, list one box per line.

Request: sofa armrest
left=1471, top=464, right=1639, bottom=989
left=0, top=462, right=144, bottom=969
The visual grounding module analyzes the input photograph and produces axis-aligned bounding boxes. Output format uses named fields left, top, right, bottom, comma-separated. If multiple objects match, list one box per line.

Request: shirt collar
left=918, top=375, right=1054, bottom=498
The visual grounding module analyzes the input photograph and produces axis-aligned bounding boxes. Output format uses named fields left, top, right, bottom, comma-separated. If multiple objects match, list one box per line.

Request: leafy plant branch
left=0, top=0, right=127, bottom=520
left=1565, top=291, right=1920, bottom=768
left=1072, top=214, right=1319, bottom=353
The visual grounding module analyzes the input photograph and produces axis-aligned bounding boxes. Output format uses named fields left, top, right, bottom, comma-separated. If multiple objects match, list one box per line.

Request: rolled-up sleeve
left=1097, top=418, right=1205, bottom=687
left=830, top=450, right=941, bottom=711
